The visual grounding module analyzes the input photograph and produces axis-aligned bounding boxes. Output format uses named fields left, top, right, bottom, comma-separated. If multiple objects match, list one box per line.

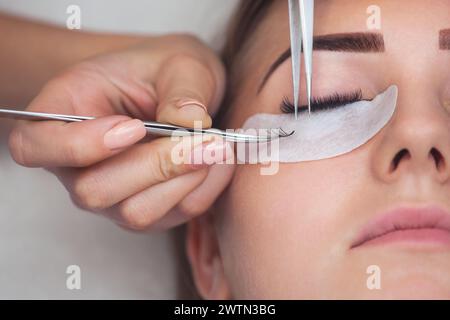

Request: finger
left=107, top=168, right=209, bottom=231
left=58, top=135, right=233, bottom=211
left=155, top=54, right=222, bottom=128
left=121, top=161, right=235, bottom=231
left=165, top=162, right=236, bottom=227
left=9, top=115, right=146, bottom=168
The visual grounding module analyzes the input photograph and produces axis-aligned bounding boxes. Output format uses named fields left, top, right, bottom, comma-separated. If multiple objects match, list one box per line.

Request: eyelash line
left=280, top=89, right=366, bottom=114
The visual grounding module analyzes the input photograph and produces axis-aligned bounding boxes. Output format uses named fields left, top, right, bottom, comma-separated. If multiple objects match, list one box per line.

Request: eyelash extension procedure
left=280, top=89, right=365, bottom=114
left=241, top=85, right=398, bottom=163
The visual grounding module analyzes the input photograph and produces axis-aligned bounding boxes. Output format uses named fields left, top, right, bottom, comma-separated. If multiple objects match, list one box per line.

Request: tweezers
left=0, top=108, right=294, bottom=143
left=288, top=0, right=315, bottom=118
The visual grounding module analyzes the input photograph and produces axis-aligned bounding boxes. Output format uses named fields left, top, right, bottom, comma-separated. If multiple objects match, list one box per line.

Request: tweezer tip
left=256, top=128, right=294, bottom=142
left=277, top=128, right=295, bottom=138
left=284, top=130, right=296, bottom=138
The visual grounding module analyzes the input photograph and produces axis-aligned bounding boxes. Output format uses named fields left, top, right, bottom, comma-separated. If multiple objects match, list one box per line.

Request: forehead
left=256, top=0, right=450, bottom=34
left=240, top=0, right=450, bottom=85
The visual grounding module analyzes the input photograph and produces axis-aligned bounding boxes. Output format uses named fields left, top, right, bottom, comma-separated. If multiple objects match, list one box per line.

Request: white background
left=0, top=0, right=238, bottom=299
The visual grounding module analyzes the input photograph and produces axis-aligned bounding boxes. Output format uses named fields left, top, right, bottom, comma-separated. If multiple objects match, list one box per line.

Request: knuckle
left=8, top=128, right=29, bottom=167
left=159, top=34, right=222, bottom=81
left=164, top=52, right=209, bottom=74
left=163, top=53, right=217, bottom=104
left=71, top=173, right=109, bottom=211
left=149, top=142, right=177, bottom=182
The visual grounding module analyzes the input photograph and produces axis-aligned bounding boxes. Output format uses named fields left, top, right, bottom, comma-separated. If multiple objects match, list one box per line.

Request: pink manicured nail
left=104, top=119, right=145, bottom=150
left=177, top=99, right=207, bottom=112
left=177, top=99, right=207, bottom=120
left=178, top=105, right=207, bottom=121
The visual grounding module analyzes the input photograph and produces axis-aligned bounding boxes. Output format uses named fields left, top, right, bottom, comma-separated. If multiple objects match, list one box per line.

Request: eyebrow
left=258, top=32, right=385, bottom=93
left=440, top=29, right=450, bottom=49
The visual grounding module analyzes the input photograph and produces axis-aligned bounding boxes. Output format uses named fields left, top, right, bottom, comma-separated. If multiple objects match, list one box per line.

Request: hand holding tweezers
left=0, top=108, right=293, bottom=143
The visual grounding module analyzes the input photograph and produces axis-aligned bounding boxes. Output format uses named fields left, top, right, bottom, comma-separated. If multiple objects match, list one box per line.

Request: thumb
left=155, top=55, right=224, bottom=128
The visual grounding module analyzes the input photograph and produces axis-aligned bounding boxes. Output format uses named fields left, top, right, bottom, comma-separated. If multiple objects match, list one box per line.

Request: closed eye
left=280, top=89, right=366, bottom=114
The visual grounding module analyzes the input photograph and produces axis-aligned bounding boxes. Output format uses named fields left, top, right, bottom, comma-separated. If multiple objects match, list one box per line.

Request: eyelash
left=280, top=89, right=364, bottom=114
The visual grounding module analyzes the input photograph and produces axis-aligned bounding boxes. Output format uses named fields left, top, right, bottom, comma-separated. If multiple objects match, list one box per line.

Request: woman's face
left=190, top=0, right=450, bottom=299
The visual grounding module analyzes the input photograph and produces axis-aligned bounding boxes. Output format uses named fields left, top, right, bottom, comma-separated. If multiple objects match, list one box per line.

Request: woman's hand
left=8, top=34, right=235, bottom=231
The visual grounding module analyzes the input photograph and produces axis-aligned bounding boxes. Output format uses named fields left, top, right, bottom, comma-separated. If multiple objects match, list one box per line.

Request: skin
left=3, top=14, right=235, bottom=231
left=187, top=0, right=450, bottom=299
left=0, top=13, right=144, bottom=107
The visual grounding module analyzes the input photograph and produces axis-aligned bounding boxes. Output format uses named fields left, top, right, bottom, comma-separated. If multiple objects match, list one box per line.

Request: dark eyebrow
left=258, top=32, right=385, bottom=93
left=440, top=29, right=450, bottom=49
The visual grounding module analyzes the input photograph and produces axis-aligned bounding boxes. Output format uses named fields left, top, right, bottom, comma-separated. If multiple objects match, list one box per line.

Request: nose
left=372, top=95, right=450, bottom=184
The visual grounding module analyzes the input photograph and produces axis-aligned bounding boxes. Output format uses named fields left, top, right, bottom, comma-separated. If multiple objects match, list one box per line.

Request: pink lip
left=351, top=206, right=450, bottom=249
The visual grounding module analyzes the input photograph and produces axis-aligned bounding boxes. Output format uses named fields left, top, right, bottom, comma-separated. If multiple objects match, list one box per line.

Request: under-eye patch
left=239, top=85, right=398, bottom=163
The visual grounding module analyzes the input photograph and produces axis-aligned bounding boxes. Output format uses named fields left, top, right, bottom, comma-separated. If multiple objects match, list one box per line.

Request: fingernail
left=177, top=99, right=207, bottom=111
left=177, top=100, right=207, bottom=119
left=189, top=139, right=231, bottom=167
left=104, top=119, right=145, bottom=150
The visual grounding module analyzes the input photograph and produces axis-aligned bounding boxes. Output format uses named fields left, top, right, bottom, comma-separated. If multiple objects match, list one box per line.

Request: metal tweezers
left=289, top=0, right=315, bottom=119
left=0, top=108, right=294, bottom=143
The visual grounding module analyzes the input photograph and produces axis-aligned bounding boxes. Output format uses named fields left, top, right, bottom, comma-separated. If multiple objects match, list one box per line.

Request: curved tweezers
left=0, top=108, right=294, bottom=143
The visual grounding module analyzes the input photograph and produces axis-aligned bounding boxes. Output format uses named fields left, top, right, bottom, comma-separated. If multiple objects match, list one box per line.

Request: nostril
left=390, top=149, right=410, bottom=172
left=430, top=147, right=446, bottom=171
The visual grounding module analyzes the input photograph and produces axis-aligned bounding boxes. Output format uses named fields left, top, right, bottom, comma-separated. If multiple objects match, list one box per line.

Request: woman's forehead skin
left=249, top=0, right=450, bottom=70
left=246, top=0, right=373, bottom=70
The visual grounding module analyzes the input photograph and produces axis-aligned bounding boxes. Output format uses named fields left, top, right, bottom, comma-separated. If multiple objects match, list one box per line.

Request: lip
left=351, top=206, right=450, bottom=249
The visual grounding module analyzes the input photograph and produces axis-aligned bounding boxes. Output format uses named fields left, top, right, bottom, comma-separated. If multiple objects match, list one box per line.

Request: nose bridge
left=392, top=94, right=444, bottom=151
left=392, top=90, right=449, bottom=157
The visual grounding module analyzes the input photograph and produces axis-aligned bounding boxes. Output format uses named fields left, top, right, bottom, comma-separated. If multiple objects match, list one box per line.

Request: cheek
left=214, top=158, right=364, bottom=298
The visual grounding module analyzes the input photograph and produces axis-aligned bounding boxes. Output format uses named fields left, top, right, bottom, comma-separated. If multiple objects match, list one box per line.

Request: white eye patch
left=239, top=85, right=398, bottom=163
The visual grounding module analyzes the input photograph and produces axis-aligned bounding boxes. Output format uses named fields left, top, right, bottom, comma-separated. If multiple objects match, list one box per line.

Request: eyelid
left=280, top=89, right=367, bottom=113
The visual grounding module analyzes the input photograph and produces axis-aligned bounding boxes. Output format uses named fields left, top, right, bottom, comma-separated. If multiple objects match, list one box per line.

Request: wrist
left=0, top=12, right=147, bottom=106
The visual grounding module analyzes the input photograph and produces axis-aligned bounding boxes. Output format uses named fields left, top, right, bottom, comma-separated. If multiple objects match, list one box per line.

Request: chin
left=352, top=267, right=450, bottom=300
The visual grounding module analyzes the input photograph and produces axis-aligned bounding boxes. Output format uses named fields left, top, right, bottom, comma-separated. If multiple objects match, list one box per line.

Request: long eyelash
left=281, top=89, right=364, bottom=114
